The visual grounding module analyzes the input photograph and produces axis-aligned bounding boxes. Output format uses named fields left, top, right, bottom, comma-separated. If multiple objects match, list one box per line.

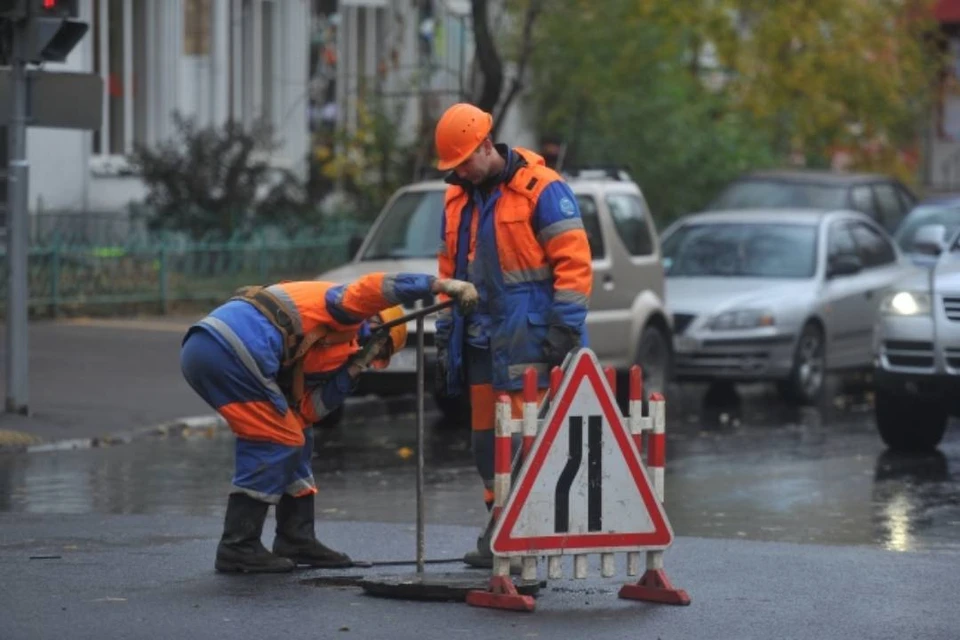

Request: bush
left=129, top=112, right=318, bottom=241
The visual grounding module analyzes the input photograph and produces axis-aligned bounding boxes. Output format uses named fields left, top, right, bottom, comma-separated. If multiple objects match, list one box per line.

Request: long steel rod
left=376, top=300, right=453, bottom=333
left=415, top=314, right=426, bottom=574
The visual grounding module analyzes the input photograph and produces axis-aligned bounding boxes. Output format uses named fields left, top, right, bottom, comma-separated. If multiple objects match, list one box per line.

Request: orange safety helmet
left=435, top=103, right=493, bottom=170
left=367, top=305, right=408, bottom=370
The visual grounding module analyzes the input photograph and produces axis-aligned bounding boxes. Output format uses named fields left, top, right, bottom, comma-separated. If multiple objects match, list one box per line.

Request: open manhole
left=359, top=571, right=543, bottom=602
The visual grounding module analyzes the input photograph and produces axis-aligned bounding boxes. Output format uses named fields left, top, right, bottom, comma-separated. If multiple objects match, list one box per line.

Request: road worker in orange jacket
left=180, top=272, right=478, bottom=574
left=432, top=103, right=593, bottom=568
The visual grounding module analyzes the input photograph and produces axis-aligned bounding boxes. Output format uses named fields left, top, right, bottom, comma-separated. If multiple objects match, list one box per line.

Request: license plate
left=387, top=348, right=420, bottom=371
left=673, top=336, right=699, bottom=352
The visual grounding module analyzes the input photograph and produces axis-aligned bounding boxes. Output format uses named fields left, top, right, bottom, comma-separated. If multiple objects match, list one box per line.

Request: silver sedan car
left=873, top=228, right=960, bottom=451
left=661, top=209, right=918, bottom=403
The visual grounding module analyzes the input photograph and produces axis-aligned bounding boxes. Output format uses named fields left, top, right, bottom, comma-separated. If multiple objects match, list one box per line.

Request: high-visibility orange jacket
left=435, top=146, right=592, bottom=393
left=189, top=272, right=435, bottom=432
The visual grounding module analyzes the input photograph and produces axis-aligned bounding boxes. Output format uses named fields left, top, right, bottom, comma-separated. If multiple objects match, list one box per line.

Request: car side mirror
left=911, top=224, right=947, bottom=257
left=347, top=235, right=363, bottom=260
left=828, top=254, right=862, bottom=278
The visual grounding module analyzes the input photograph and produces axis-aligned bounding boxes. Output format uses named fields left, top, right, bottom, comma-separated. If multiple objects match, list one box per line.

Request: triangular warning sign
left=491, top=349, right=673, bottom=556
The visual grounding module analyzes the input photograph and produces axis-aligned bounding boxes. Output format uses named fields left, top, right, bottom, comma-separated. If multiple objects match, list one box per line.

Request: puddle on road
left=1, top=384, right=959, bottom=554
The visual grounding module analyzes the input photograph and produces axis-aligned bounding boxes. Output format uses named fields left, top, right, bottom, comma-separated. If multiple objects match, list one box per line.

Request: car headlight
left=880, top=291, right=931, bottom=316
left=709, top=309, right=775, bottom=330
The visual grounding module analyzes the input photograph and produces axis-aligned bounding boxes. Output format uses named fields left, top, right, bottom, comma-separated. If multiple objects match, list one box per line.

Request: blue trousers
left=181, top=329, right=316, bottom=503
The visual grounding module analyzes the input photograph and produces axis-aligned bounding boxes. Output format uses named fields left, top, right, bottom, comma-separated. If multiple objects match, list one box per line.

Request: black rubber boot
left=272, top=493, right=353, bottom=568
left=463, top=512, right=496, bottom=569
left=215, top=493, right=296, bottom=574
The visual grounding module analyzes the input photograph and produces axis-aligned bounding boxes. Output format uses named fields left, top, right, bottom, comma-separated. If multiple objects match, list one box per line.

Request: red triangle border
left=492, top=351, right=673, bottom=554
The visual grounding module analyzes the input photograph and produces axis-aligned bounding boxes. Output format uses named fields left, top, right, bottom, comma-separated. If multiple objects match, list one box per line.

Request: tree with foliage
left=526, top=0, right=940, bottom=222
left=310, top=97, right=421, bottom=223
left=526, top=0, right=775, bottom=221
left=701, top=0, right=939, bottom=181
left=129, top=112, right=316, bottom=240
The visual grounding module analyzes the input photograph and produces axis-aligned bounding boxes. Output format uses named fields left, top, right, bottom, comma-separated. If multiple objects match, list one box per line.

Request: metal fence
left=0, top=221, right=369, bottom=317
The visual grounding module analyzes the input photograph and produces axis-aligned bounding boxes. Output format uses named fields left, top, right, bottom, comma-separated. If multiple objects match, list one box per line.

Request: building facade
left=26, top=0, right=311, bottom=216
left=311, top=0, right=533, bottom=164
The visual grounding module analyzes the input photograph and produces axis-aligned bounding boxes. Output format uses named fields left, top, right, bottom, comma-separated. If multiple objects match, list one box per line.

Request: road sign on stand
left=491, top=349, right=673, bottom=556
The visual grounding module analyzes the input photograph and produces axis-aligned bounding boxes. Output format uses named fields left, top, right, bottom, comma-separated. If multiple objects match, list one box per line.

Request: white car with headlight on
left=873, top=228, right=960, bottom=451
left=662, top=208, right=917, bottom=404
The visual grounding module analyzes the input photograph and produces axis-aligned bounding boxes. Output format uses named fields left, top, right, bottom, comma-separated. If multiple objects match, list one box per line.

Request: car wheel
left=635, top=324, right=672, bottom=397
left=875, top=392, right=948, bottom=452
left=432, top=392, right=470, bottom=429
left=313, top=404, right=345, bottom=430
left=779, top=323, right=826, bottom=405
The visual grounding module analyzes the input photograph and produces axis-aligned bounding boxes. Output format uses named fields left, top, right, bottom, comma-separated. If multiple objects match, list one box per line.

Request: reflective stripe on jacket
left=436, top=147, right=592, bottom=393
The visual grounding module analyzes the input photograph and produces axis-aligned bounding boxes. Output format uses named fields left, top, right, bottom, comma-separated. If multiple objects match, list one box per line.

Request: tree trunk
left=471, top=0, right=503, bottom=113
left=492, top=0, right=543, bottom=138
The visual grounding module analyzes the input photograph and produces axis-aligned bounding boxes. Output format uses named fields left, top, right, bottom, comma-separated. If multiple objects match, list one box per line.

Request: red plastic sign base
left=465, top=576, right=536, bottom=612
left=618, top=569, right=691, bottom=606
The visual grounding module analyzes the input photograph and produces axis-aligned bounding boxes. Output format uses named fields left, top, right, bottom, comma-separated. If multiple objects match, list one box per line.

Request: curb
left=0, top=394, right=423, bottom=456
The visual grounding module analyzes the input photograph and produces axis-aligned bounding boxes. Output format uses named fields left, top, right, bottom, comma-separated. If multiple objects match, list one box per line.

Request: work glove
left=543, top=324, right=580, bottom=369
left=347, top=331, right=391, bottom=373
left=432, top=278, right=479, bottom=315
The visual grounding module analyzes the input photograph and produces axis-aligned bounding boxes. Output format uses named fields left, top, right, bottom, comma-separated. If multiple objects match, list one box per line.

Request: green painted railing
left=0, top=222, right=369, bottom=316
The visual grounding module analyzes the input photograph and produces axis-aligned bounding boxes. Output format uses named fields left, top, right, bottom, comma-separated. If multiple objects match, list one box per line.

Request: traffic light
left=0, top=0, right=78, bottom=19
left=28, top=16, right=87, bottom=62
left=0, top=1, right=86, bottom=62
left=37, top=0, right=79, bottom=18
left=26, top=0, right=86, bottom=63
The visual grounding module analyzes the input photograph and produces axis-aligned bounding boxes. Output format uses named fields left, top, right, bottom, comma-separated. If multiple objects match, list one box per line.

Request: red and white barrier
left=464, top=393, right=536, bottom=612
left=467, top=357, right=689, bottom=612
left=619, top=368, right=689, bottom=605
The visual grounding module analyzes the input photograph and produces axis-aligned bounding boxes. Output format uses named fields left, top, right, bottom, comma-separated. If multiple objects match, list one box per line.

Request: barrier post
left=625, top=365, right=646, bottom=576
left=520, top=368, right=540, bottom=581
left=619, top=391, right=691, bottom=605
left=465, top=394, right=536, bottom=612
left=599, top=367, right=617, bottom=578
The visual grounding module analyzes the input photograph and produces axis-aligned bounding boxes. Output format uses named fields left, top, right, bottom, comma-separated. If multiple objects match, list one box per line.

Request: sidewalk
left=0, top=317, right=409, bottom=453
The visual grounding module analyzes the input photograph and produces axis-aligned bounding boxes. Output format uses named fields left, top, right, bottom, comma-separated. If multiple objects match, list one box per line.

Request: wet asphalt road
left=2, top=378, right=958, bottom=555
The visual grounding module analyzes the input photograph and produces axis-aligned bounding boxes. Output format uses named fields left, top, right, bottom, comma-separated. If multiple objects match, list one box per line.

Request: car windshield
left=709, top=179, right=847, bottom=210
left=662, top=222, right=818, bottom=278
left=359, top=190, right=445, bottom=260
left=893, top=204, right=960, bottom=252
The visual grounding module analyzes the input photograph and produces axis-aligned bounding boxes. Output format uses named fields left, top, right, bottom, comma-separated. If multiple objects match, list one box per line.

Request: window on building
left=229, top=0, right=275, bottom=127
left=92, top=0, right=148, bottom=156
left=261, top=0, right=274, bottom=123
left=184, top=0, right=212, bottom=56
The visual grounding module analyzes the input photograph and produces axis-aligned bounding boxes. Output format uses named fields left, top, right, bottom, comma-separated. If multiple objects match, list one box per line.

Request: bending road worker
left=180, top=273, right=478, bottom=573
left=432, top=103, right=593, bottom=568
